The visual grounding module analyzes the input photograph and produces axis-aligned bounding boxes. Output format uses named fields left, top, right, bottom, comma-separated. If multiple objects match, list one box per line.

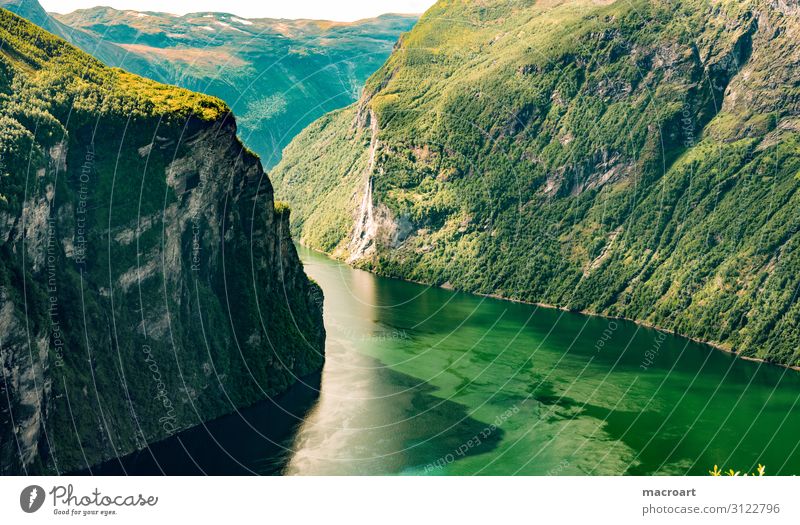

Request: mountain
left=0, top=0, right=166, bottom=80
left=36, top=5, right=418, bottom=168
left=0, top=8, right=324, bottom=474
left=271, top=0, right=800, bottom=367
left=0, top=0, right=58, bottom=31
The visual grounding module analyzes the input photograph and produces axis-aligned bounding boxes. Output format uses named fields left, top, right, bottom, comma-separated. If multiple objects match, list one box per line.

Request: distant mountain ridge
left=1, top=0, right=418, bottom=167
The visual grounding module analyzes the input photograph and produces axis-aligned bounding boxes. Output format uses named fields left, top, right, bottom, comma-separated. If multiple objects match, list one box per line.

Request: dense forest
left=272, top=0, right=800, bottom=366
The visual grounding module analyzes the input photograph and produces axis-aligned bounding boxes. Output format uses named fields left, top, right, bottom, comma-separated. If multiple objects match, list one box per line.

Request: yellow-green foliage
left=0, top=7, right=228, bottom=214
left=110, top=71, right=228, bottom=121
left=274, top=200, right=292, bottom=215
left=709, top=464, right=766, bottom=476
left=0, top=8, right=228, bottom=122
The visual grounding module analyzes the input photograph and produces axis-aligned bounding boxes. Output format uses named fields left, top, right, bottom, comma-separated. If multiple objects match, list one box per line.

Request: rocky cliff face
left=272, top=0, right=800, bottom=366
left=0, top=8, right=324, bottom=474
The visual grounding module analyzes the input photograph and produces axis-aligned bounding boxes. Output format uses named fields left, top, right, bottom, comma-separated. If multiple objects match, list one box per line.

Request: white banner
left=1, top=476, right=797, bottom=524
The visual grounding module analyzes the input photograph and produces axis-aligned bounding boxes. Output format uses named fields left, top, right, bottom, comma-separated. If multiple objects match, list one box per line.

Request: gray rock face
left=0, top=112, right=325, bottom=474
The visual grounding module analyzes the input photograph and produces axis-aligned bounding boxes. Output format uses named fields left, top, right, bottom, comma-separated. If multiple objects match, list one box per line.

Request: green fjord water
left=286, top=246, right=800, bottom=475
left=89, top=246, right=800, bottom=475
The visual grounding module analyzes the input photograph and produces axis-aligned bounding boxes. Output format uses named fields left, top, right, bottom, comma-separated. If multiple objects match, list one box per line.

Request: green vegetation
left=276, top=107, right=374, bottom=252
left=0, top=8, right=324, bottom=474
left=0, top=9, right=228, bottom=121
left=0, top=0, right=162, bottom=78
left=709, top=464, right=766, bottom=476
left=0, top=6, right=227, bottom=217
left=274, top=200, right=292, bottom=216
left=272, top=0, right=800, bottom=366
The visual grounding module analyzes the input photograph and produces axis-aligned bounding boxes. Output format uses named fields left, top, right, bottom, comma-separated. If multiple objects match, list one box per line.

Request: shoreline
left=295, top=241, right=800, bottom=374
left=479, top=292, right=800, bottom=373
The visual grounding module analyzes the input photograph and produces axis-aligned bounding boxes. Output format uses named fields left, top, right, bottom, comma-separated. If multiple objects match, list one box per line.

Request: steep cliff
left=271, top=0, right=800, bottom=366
left=0, top=8, right=324, bottom=474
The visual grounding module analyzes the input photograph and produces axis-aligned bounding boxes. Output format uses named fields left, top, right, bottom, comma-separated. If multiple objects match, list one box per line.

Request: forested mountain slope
left=272, top=0, right=800, bottom=366
left=0, top=8, right=324, bottom=473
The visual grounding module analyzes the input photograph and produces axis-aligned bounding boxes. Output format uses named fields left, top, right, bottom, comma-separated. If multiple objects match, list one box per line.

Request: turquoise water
left=284, top=246, right=800, bottom=475
left=89, top=246, right=800, bottom=475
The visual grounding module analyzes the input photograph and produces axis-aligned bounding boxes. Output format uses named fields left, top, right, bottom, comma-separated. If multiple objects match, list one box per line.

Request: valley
left=2, top=0, right=799, bottom=477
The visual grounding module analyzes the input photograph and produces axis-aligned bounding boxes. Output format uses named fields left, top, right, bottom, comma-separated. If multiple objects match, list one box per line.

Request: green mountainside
left=272, top=0, right=800, bottom=366
left=34, top=4, right=417, bottom=167
left=0, top=8, right=324, bottom=473
left=0, top=0, right=166, bottom=80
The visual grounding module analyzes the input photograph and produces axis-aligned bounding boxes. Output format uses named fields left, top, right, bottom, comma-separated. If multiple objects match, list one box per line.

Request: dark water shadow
left=73, top=372, right=323, bottom=475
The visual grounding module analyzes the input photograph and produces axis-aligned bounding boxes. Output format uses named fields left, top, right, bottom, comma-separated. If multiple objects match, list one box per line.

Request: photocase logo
left=20, top=485, right=45, bottom=513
